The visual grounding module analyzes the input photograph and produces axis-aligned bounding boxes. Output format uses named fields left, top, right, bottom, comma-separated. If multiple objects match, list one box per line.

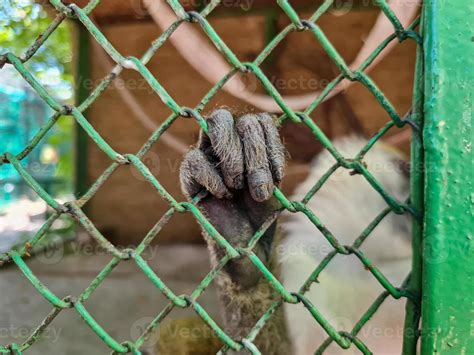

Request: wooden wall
left=80, top=8, right=416, bottom=245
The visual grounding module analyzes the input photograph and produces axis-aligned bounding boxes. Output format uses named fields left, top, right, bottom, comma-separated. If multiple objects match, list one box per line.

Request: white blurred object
left=281, top=136, right=411, bottom=354
left=39, top=145, right=59, bottom=165
left=0, top=198, right=47, bottom=252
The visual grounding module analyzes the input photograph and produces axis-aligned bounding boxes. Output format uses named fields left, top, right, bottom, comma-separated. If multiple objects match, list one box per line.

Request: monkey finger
left=257, top=113, right=286, bottom=183
left=180, top=149, right=232, bottom=199
left=207, top=109, right=245, bottom=190
left=197, top=130, right=219, bottom=165
left=236, top=114, right=274, bottom=202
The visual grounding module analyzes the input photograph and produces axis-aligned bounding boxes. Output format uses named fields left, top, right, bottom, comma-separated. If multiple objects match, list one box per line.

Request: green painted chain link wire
left=0, top=0, right=423, bottom=354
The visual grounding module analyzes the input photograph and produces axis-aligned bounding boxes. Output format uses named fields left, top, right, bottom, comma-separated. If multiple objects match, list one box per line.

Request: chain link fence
left=0, top=1, right=424, bottom=354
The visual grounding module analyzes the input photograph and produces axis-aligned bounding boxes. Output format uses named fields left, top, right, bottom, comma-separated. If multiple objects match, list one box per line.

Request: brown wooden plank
left=61, top=0, right=376, bottom=24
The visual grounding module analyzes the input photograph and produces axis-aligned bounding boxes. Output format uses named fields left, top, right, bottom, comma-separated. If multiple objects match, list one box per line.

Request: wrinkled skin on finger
left=179, top=109, right=291, bottom=354
left=180, top=109, right=286, bottom=289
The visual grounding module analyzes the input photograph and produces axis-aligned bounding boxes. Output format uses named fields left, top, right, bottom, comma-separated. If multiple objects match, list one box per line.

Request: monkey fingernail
left=274, top=166, right=284, bottom=182
left=233, top=174, right=245, bottom=189
left=253, top=184, right=272, bottom=202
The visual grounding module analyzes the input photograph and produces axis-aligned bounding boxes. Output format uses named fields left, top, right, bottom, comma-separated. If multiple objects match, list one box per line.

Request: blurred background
left=1, top=0, right=74, bottom=255
left=0, top=0, right=417, bottom=353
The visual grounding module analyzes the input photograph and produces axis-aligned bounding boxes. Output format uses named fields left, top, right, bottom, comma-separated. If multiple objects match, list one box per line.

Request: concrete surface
left=0, top=244, right=219, bottom=354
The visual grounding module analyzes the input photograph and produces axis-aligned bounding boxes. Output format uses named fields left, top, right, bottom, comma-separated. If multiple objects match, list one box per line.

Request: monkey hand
left=180, top=108, right=286, bottom=289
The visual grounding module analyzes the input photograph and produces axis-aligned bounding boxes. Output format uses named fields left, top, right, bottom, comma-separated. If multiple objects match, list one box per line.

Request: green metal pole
left=402, top=11, right=424, bottom=354
left=421, top=1, right=474, bottom=354
left=74, top=22, right=90, bottom=198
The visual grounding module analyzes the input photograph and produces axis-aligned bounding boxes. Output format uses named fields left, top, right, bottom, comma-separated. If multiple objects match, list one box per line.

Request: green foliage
left=0, top=1, right=72, bottom=75
left=51, top=116, right=74, bottom=182
left=0, top=0, right=74, bottom=188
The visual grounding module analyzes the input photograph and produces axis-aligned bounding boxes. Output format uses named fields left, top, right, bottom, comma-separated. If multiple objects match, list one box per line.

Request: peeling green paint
left=422, top=0, right=474, bottom=354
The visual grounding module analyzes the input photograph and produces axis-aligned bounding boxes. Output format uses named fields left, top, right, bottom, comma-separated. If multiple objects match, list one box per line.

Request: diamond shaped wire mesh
left=0, top=1, right=423, bottom=354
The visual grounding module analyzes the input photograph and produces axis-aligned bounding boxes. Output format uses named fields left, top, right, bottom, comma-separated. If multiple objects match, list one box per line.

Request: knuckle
left=208, top=108, right=234, bottom=128
left=248, top=169, right=271, bottom=186
left=182, top=149, right=206, bottom=172
left=236, top=113, right=259, bottom=134
left=182, top=148, right=201, bottom=164
left=257, top=112, right=275, bottom=124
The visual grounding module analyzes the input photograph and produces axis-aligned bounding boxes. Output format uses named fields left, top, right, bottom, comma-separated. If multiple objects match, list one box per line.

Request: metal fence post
left=422, top=1, right=474, bottom=353
left=74, top=22, right=90, bottom=198
left=402, top=14, right=424, bottom=354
